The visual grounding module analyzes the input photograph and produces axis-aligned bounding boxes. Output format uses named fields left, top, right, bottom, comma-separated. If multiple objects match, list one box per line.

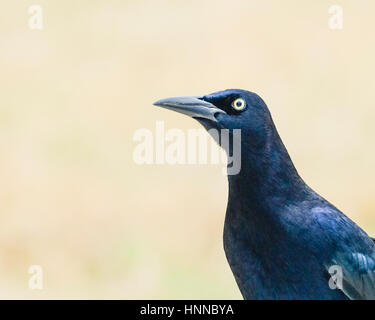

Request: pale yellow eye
left=232, top=98, right=246, bottom=111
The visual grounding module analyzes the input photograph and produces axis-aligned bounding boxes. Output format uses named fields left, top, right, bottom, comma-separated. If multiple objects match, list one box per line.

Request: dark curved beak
left=153, top=96, right=226, bottom=122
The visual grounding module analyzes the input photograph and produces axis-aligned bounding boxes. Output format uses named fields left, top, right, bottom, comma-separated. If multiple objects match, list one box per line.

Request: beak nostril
left=153, top=95, right=226, bottom=122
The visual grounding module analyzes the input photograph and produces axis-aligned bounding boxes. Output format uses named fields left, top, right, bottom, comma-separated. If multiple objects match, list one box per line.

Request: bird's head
left=153, top=89, right=273, bottom=148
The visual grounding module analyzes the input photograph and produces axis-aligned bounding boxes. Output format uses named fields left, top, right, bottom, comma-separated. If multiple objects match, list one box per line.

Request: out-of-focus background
left=0, top=0, right=374, bottom=299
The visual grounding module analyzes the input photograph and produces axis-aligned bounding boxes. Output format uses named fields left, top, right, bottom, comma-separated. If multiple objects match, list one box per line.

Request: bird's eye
left=232, top=98, right=246, bottom=111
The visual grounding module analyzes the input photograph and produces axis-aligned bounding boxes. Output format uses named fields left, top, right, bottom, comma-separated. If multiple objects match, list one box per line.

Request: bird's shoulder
left=280, top=198, right=374, bottom=254
left=310, top=204, right=373, bottom=250
left=282, top=198, right=375, bottom=299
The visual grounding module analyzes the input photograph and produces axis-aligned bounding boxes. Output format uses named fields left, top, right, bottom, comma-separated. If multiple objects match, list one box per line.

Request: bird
left=153, top=89, right=375, bottom=300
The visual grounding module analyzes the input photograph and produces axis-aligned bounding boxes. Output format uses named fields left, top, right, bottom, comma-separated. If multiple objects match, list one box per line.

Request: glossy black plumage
left=154, top=89, right=375, bottom=299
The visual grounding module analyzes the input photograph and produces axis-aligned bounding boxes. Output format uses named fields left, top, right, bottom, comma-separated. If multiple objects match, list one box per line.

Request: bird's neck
left=224, top=126, right=312, bottom=267
left=227, top=126, right=308, bottom=216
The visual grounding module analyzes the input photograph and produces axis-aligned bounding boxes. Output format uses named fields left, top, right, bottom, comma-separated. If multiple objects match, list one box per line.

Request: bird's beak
left=153, top=96, right=226, bottom=122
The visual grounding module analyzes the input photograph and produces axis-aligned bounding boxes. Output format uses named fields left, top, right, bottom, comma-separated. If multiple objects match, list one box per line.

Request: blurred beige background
left=0, top=0, right=374, bottom=299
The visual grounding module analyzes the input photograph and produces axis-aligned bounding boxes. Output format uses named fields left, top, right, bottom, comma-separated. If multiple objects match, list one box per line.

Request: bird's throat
left=227, top=127, right=306, bottom=216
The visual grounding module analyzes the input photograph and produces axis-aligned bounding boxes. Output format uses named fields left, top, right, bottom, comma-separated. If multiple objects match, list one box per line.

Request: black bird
left=154, top=89, right=375, bottom=300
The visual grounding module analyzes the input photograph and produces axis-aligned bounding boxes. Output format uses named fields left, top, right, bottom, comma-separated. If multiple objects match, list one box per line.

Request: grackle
left=154, top=89, right=375, bottom=300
